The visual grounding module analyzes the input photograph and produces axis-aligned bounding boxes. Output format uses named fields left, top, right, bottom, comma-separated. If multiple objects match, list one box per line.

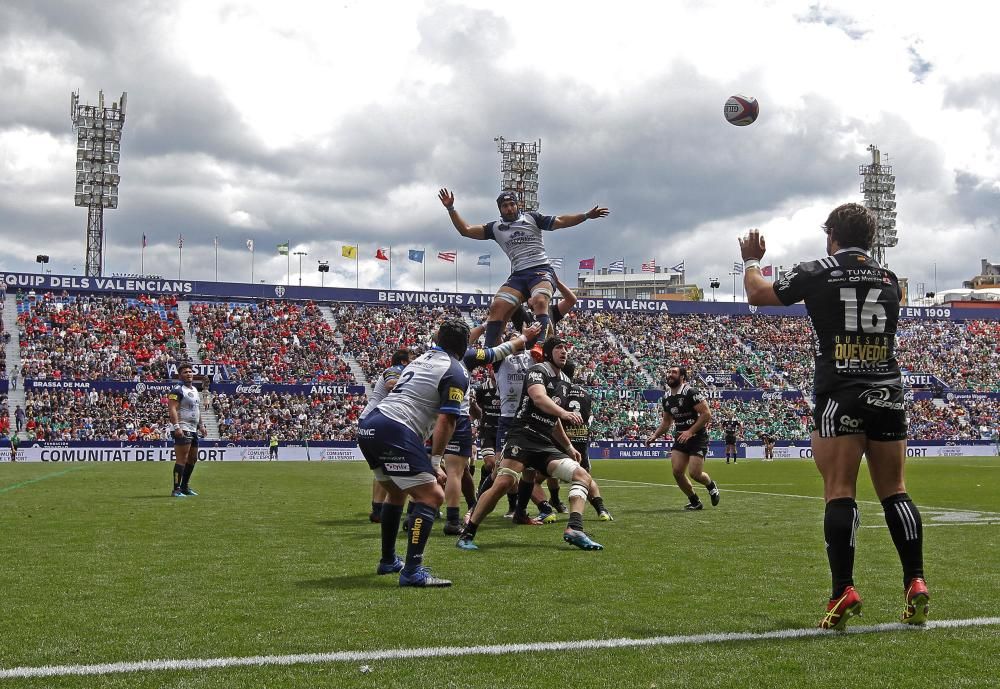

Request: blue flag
left=670, top=261, right=685, bottom=272
left=408, top=249, right=425, bottom=263
left=477, top=254, right=491, bottom=266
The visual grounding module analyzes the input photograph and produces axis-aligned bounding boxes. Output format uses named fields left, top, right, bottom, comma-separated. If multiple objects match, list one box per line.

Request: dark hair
left=436, top=320, right=470, bottom=358
left=823, top=203, right=877, bottom=250
left=391, top=349, right=411, bottom=367
left=668, top=365, right=687, bottom=382
left=177, top=362, right=194, bottom=373
left=562, top=360, right=576, bottom=381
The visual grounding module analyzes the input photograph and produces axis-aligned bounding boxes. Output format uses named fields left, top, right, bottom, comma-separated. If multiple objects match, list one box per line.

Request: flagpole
left=214, top=237, right=219, bottom=282
left=455, top=250, right=459, bottom=293
left=251, top=246, right=255, bottom=284
left=388, top=245, right=392, bottom=290
left=178, top=239, right=182, bottom=280
left=422, top=247, right=426, bottom=292
left=140, top=241, right=144, bottom=275
left=622, top=258, right=626, bottom=299
left=355, top=242, right=359, bottom=289
left=287, top=240, right=291, bottom=286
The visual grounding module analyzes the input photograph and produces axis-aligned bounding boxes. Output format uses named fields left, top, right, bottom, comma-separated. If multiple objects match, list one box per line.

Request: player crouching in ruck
left=457, top=337, right=603, bottom=551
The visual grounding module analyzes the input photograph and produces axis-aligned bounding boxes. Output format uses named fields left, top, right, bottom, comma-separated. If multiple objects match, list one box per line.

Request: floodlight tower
left=71, top=90, right=127, bottom=277
left=859, top=144, right=897, bottom=266
left=494, top=136, right=541, bottom=211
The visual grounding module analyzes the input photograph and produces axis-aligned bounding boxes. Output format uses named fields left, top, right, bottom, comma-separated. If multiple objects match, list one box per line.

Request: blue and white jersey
left=457, top=339, right=520, bottom=417
left=484, top=212, right=556, bottom=272
left=167, top=383, right=202, bottom=432
left=360, top=364, right=405, bottom=419
left=377, top=348, right=469, bottom=439
left=496, top=351, right=534, bottom=417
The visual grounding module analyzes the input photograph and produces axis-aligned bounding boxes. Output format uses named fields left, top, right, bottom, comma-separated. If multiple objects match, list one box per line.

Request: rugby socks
left=825, top=497, right=860, bottom=599
left=688, top=492, right=701, bottom=507
left=446, top=506, right=460, bottom=523
left=881, top=493, right=925, bottom=589
left=506, top=492, right=518, bottom=512
left=478, top=468, right=494, bottom=496
left=461, top=469, right=477, bottom=509
left=172, top=463, right=184, bottom=491
left=180, top=461, right=196, bottom=489
left=514, top=479, right=535, bottom=517
left=404, top=503, right=438, bottom=572
left=529, top=313, right=550, bottom=347
left=537, top=500, right=554, bottom=515
left=371, top=500, right=383, bottom=515
left=484, top=320, right=503, bottom=348
left=589, top=496, right=606, bottom=514
left=549, top=484, right=561, bottom=505
left=568, top=512, right=584, bottom=531
left=380, top=503, right=404, bottom=563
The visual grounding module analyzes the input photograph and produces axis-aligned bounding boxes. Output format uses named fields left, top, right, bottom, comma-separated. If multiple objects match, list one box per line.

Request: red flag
left=762, top=265, right=773, bottom=277
left=578, top=257, right=595, bottom=270
left=438, top=251, right=457, bottom=263
left=375, top=248, right=389, bottom=261
left=641, top=260, right=656, bottom=272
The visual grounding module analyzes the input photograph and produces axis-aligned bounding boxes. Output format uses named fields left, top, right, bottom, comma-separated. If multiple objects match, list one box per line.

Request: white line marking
left=601, top=478, right=1000, bottom=516
left=2, top=618, right=997, bottom=679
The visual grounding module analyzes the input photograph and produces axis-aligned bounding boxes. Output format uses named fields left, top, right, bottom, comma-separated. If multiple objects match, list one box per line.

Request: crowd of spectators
left=189, top=301, right=351, bottom=383
left=332, top=303, right=464, bottom=383
left=16, top=292, right=186, bottom=381
left=21, top=387, right=171, bottom=441
left=211, top=391, right=365, bottom=441
left=896, top=319, right=1000, bottom=392
left=707, top=397, right=812, bottom=441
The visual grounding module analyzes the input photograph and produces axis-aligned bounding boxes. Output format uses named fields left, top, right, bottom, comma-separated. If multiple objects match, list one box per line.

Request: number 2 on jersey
left=840, top=287, right=887, bottom=333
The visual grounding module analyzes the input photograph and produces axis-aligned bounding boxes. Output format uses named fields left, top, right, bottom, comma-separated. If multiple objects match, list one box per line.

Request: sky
left=1, top=0, right=998, bottom=300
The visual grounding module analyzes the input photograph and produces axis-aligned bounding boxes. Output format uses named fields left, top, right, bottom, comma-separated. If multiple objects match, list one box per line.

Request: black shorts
left=724, top=434, right=737, bottom=445
left=572, top=441, right=591, bottom=472
left=173, top=430, right=200, bottom=447
left=502, top=430, right=571, bottom=476
left=814, top=385, right=907, bottom=441
left=672, top=432, right=709, bottom=457
left=479, top=427, right=498, bottom=452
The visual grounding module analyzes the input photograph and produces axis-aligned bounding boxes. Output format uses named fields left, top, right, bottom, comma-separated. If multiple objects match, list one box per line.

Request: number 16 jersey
left=774, top=248, right=902, bottom=394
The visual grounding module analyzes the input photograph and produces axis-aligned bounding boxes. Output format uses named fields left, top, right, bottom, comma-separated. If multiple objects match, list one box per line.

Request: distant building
left=576, top=268, right=695, bottom=300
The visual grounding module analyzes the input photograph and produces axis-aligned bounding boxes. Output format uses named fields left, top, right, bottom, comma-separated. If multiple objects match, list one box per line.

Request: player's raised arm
left=739, top=229, right=783, bottom=306
left=552, top=273, right=578, bottom=316
left=551, top=204, right=610, bottom=230
left=438, top=188, right=487, bottom=240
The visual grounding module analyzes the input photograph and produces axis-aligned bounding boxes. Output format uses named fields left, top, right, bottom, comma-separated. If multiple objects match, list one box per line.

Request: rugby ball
left=724, top=94, right=759, bottom=126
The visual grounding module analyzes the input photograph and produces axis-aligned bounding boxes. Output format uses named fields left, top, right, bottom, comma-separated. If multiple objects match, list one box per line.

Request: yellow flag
left=342, top=245, right=358, bottom=259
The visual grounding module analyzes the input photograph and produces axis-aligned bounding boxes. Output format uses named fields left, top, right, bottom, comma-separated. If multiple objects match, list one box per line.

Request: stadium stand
left=211, top=391, right=365, bottom=441
left=188, top=300, right=351, bottom=383
left=16, top=292, right=185, bottom=381
left=22, top=387, right=171, bottom=441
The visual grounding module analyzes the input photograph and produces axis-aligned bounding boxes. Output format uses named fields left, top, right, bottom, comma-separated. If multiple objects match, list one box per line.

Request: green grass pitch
left=1, top=456, right=999, bottom=688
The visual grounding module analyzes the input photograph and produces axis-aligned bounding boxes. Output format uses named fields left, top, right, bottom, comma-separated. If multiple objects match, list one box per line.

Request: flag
left=342, top=245, right=358, bottom=260
left=141, top=233, right=147, bottom=248
left=408, top=249, right=424, bottom=263
left=438, top=251, right=457, bottom=263
left=670, top=261, right=685, bottom=272
left=277, top=242, right=289, bottom=256
left=550, top=257, right=564, bottom=270
left=578, top=257, right=595, bottom=270
left=609, top=259, right=625, bottom=273
left=477, top=254, right=491, bottom=266
left=733, top=262, right=744, bottom=274
left=246, top=239, right=254, bottom=251
left=178, top=234, right=183, bottom=249
left=641, top=259, right=656, bottom=272
left=762, top=265, right=773, bottom=277
left=375, top=248, right=389, bottom=261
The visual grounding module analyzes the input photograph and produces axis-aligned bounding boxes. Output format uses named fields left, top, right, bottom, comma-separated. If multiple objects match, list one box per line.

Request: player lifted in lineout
left=437, top=187, right=608, bottom=352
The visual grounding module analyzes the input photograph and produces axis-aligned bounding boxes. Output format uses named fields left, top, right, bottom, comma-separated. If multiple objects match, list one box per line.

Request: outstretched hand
left=738, top=228, right=767, bottom=261
left=438, top=188, right=455, bottom=208
left=584, top=205, right=610, bottom=220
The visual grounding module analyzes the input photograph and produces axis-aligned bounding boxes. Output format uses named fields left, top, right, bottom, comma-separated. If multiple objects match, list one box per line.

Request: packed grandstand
left=2, top=275, right=998, bottom=455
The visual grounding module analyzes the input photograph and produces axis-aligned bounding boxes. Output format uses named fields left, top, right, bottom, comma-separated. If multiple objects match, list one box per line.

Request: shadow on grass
left=316, top=518, right=372, bottom=528
left=297, top=574, right=388, bottom=590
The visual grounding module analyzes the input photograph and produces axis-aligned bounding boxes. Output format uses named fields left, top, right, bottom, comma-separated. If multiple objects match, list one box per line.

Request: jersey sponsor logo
left=838, top=415, right=863, bottom=431
left=476, top=349, right=487, bottom=361
left=670, top=407, right=679, bottom=414
left=508, top=445, right=521, bottom=456
left=358, top=427, right=375, bottom=437
left=384, top=462, right=410, bottom=472
left=167, top=393, right=180, bottom=401
left=859, top=387, right=905, bottom=410
left=448, top=387, right=465, bottom=403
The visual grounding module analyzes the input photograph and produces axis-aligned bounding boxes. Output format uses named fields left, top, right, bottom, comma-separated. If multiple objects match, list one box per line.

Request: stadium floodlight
left=294, top=250, right=308, bottom=286
left=318, top=260, right=330, bottom=287
left=71, top=89, right=127, bottom=277
left=859, top=144, right=896, bottom=267
left=495, top=136, right=541, bottom=211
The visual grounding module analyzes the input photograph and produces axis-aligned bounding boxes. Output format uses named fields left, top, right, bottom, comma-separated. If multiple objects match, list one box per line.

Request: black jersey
left=511, top=362, right=572, bottom=440
left=774, top=249, right=902, bottom=394
left=474, top=384, right=501, bottom=432
left=660, top=384, right=707, bottom=434
left=562, top=384, right=593, bottom=445
left=723, top=420, right=740, bottom=435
